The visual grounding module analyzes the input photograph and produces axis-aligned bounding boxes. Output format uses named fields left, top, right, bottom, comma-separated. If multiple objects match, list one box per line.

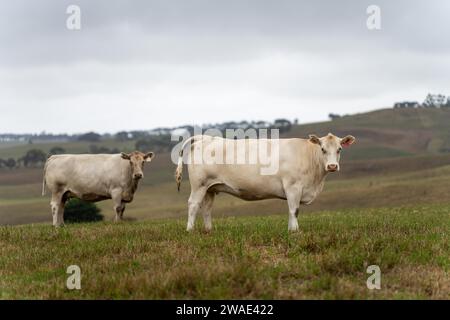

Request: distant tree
left=443, top=98, right=450, bottom=108
left=436, top=94, right=446, bottom=107
left=254, top=121, right=268, bottom=128
left=423, top=94, right=435, bottom=108
left=4, top=158, right=16, bottom=169
left=64, top=198, right=103, bottom=223
left=328, top=113, right=341, bottom=120
left=78, top=132, right=101, bottom=142
left=21, top=149, right=47, bottom=167
left=49, top=146, right=66, bottom=155
left=273, top=119, right=292, bottom=133
left=115, top=131, right=130, bottom=141
left=423, top=93, right=446, bottom=108
left=130, top=131, right=150, bottom=140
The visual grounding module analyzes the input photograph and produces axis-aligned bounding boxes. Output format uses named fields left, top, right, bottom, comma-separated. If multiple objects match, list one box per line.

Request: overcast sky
left=1, top=0, right=449, bottom=134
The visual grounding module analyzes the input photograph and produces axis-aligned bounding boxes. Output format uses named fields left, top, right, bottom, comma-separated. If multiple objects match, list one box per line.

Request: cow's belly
left=80, top=193, right=111, bottom=202
left=209, top=180, right=285, bottom=201
left=62, top=181, right=111, bottom=202
left=65, top=190, right=111, bottom=202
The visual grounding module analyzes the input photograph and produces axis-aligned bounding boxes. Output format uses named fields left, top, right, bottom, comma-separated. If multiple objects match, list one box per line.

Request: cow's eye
left=142, top=161, right=145, bottom=165
left=337, top=148, right=342, bottom=154
left=321, top=148, right=326, bottom=154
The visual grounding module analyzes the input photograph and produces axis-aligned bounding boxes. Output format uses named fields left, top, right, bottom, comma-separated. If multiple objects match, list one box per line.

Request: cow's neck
left=125, top=173, right=140, bottom=194
left=129, top=177, right=139, bottom=194
left=122, top=163, right=140, bottom=195
left=309, top=148, right=329, bottom=185
left=314, top=164, right=328, bottom=184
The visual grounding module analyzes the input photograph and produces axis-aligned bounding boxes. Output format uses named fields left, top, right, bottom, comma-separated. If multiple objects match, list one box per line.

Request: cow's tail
left=42, top=156, right=51, bottom=196
left=175, top=153, right=184, bottom=192
left=175, top=136, right=198, bottom=192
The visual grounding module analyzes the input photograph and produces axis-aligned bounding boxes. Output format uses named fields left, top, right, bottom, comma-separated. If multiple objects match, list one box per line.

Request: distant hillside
left=285, top=108, right=450, bottom=160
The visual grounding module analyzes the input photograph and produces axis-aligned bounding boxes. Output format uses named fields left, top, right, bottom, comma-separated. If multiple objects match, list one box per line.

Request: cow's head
left=309, top=133, right=355, bottom=173
left=120, top=151, right=155, bottom=180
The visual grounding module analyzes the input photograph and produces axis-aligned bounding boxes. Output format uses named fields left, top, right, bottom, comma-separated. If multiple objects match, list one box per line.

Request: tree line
left=0, top=145, right=122, bottom=169
left=393, top=93, right=450, bottom=109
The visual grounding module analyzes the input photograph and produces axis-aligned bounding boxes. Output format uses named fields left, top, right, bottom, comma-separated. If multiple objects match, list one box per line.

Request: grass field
left=0, top=204, right=448, bottom=299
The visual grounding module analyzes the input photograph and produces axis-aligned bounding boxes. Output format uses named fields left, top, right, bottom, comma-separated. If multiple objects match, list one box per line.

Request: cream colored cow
left=42, top=151, right=154, bottom=226
left=175, top=133, right=355, bottom=232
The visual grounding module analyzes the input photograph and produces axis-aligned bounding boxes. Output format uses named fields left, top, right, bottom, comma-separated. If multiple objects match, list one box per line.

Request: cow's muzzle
left=326, top=164, right=338, bottom=172
left=133, top=173, right=143, bottom=180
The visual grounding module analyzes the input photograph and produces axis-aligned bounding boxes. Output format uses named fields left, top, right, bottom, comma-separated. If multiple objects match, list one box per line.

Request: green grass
left=0, top=204, right=448, bottom=299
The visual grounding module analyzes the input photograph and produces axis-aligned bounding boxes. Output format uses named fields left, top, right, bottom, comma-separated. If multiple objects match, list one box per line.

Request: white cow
left=175, top=133, right=355, bottom=231
left=42, top=151, right=154, bottom=226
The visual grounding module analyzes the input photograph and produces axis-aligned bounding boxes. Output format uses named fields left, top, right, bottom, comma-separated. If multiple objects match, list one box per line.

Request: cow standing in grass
left=175, top=133, right=355, bottom=232
left=42, top=151, right=154, bottom=226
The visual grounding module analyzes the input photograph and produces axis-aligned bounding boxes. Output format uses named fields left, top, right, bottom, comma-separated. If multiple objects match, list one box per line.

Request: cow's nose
left=327, top=164, right=338, bottom=172
left=134, top=173, right=143, bottom=179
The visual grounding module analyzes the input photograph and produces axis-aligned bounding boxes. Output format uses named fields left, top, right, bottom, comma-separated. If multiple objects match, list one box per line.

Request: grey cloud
left=0, top=1, right=449, bottom=133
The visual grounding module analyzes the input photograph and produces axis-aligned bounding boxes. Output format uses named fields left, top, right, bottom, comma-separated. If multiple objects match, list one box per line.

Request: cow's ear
left=340, top=135, right=356, bottom=147
left=144, top=152, right=154, bottom=162
left=309, top=134, right=321, bottom=145
left=120, top=152, right=131, bottom=160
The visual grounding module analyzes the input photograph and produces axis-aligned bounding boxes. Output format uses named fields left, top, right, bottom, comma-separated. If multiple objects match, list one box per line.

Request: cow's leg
left=111, top=189, right=125, bottom=222
left=50, top=192, right=65, bottom=227
left=119, top=202, right=126, bottom=219
left=201, top=191, right=215, bottom=232
left=114, top=203, right=126, bottom=222
left=187, top=188, right=207, bottom=232
left=285, top=185, right=302, bottom=232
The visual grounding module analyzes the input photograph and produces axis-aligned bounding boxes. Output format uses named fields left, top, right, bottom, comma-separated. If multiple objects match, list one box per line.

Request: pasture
left=0, top=108, right=449, bottom=299
left=0, top=204, right=448, bottom=299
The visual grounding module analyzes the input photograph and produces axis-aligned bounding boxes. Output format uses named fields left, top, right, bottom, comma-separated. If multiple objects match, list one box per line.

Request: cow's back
left=44, top=154, right=126, bottom=197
